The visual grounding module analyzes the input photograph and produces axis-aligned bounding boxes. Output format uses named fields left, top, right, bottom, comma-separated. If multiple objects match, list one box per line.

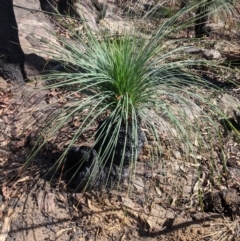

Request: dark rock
left=220, top=189, right=240, bottom=212
left=24, top=53, right=47, bottom=77
left=65, top=146, right=129, bottom=191
left=203, top=192, right=224, bottom=213
left=0, top=60, right=25, bottom=83
left=94, top=120, right=145, bottom=166
left=103, top=164, right=129, bottom=189
left=65, top=146, right=103, bottom=191
left=203, top=189, right=240, bottom=215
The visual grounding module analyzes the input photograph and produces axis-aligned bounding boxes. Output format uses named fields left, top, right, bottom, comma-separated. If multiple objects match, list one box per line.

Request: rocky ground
left=0, top=0, right=240, bottom=240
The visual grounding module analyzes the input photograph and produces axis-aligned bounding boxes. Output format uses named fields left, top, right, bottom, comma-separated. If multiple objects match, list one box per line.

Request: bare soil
left=1, top=2, right=240, bottom=241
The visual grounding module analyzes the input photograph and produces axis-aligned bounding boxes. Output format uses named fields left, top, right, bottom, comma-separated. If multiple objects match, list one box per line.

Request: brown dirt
left=1, top=72, right=240, bottom=241
left=1, top=2, right=240, bottom=241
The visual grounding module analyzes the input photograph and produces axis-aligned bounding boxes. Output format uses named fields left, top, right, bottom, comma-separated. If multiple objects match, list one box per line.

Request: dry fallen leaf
left=2, top=184, right=12, bottom=200
left=12, top=176, right=32, bottom=188
left=87, top=199, right=102, bottom=212
left=132, top=176, right=144, bottom=192
left=55, top=228, right=72, bottom=239
left=36, top=190, right=56, bottom=214
left=56, top=192, right=67, bottom=203
left=0, top=208, right=13, bottom=241
left=146, top=205, right=167, bottom=231
left=121, top=197, right=140, bottom=211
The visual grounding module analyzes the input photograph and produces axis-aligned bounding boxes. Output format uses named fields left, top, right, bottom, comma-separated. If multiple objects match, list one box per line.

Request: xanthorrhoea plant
left=179, top=0, right=238, bottom=37
left=27, top=0, right=239, bottom=191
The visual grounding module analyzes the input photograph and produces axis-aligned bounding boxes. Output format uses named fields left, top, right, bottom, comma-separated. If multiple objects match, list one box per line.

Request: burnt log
left=0, top=0, right=25, bottom=83
left=179, top=0, right=212, bottom=38
left=65, top=146, right=129, bottom=191
left=194, top=1, right=212, bottom=38
left=95, top=120, right=145, bottom=166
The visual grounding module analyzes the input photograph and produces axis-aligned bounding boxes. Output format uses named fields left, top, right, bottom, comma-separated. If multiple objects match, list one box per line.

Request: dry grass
left=204, top=217, right=240, bottom=241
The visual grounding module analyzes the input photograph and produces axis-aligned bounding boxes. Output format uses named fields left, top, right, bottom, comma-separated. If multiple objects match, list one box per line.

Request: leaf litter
left=1, top=4, right=240, bottom=241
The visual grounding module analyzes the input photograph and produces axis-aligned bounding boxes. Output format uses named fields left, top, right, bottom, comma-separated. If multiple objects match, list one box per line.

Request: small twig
left=58, top=162, right=65, bottom=188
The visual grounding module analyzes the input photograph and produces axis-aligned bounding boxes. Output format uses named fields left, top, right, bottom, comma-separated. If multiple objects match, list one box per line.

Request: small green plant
left=28, top=1, right=239, bottom=191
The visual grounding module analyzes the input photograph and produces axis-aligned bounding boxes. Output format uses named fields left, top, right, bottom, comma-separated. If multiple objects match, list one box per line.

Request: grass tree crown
left=28, top=0, right=239, bottom=191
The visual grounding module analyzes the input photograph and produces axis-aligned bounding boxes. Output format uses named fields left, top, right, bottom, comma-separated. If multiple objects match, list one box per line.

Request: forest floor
left=1, top=1, right=240, bottom=241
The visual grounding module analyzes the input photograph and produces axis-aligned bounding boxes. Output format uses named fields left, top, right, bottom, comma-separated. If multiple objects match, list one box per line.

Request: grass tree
left=179, top=0, right=238, bottom=37
left=28, top=0, right=239, bottom=191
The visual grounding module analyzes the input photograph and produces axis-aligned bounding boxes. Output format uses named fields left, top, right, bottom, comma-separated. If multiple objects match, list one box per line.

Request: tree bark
left=179, top=0, right=212, bottom=38
left=0, top=0, right=25, bottom=83
left=194, top=1, right=211, bottom=38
